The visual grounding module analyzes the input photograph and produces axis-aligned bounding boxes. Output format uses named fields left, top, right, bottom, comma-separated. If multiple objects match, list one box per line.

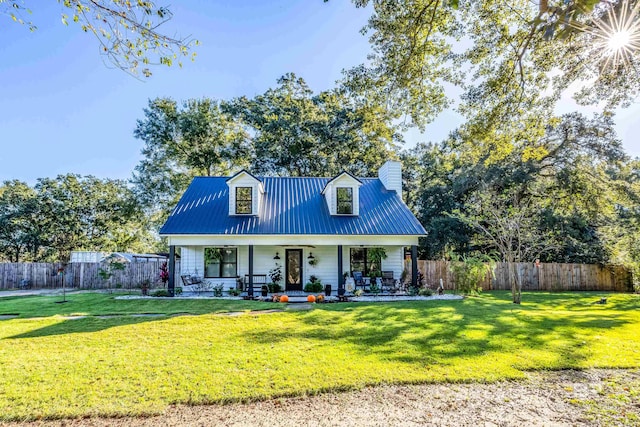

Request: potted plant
left=268, top=264, right=282, bottom=292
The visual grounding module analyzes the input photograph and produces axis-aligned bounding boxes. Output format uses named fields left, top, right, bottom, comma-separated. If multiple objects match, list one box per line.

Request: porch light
left=274, top=252, right=280, bottom=260
left=307, top=253, right=315, bottom=260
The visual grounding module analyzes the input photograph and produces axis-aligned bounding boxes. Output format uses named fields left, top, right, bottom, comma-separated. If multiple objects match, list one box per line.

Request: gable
left=226, top=170, right=264, bottom=216
left=322, top=172, right=363, bottom=216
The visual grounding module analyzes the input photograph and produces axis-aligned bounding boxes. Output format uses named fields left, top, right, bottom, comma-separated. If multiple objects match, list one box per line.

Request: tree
left=132, top=97, right=251, bottom=221
left=225, top=73, right=400, bottom=177
left=340, top=1, right=639, bottom=132
left=0, top=180, right=39, bottom=262
left=2, top=0, right=197, bottom=77
left=454, top=187, right=557, bottom=304
left=0, top=175, right=153, bottom=262
left=408, top=112, right=635, bottom=267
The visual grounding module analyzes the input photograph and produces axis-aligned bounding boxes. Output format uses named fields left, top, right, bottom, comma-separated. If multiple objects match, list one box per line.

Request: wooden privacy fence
left=405, top=260, right=633, bottom=292
left=0, top=261, right=182, bottom=290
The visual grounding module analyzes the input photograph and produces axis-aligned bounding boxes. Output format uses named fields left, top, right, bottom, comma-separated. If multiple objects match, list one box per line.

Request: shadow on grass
left=1, top=293, right=281, bottom=339
left=6, top=316, right=157, bottom=339
left=240, top=293, right=638, bottom=369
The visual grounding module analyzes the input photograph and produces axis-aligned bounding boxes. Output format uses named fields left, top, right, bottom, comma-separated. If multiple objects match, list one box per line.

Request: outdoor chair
left=381, top=271, right=395, bottom=291
left=353, top=271, right=366, bottom=291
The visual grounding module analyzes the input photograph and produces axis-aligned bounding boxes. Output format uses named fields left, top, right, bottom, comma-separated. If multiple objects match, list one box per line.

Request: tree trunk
left=510, top=261, right=521, bottom=304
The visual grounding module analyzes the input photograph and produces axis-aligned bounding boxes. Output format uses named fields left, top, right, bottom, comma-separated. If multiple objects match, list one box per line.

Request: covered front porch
left=165, top=235, right=419, bottom=297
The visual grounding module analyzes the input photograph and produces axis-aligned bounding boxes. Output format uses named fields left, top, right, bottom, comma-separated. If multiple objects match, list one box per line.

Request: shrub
left=304, top=282, right=323, bottom=293
left=212, top=284, right=224, bottom=297
left=175, top=287, right=183, bottom=296
left=450, top=254, right=495, bottom=295
left=369, top=282, right=381, bottom=295
left=151, top=290, right=170, bottom=297
left=267, top=283, right=282, bottom=293
left=227, top=287, right=242, bottom=296
left=419, top=288, right=433, bottom=297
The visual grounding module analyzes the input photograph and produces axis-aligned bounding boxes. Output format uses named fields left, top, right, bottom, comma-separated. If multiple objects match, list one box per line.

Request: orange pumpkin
left=279, top=295, right=289, bottom=303
left=307, top=294, right=316, bottom=303
left=316, top=294, right=325, bottom=303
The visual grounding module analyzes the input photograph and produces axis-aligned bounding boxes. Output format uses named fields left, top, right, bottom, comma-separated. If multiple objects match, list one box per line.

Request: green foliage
left=151, top=289, right=170, bottom=297
left=369, top=281, right=381, bottom=295
left=0, top=292, right=638, bottom=420
left=267, top=283, right=282, bottom=294
left=418, top=287, right=433, bottom=297
left=342, top=1, right=639, bottom=131
left=304, top=281, right=323, bottom=293
left=2, top=0, right=198, bottom=77
left=212, top=284, right=224, bottom=297
left=268, top=264, right=283, bottom=286
left=225, top=73, right=400, bottom=177
left=0, top=175, right=154, bottom=262
left=450, top=255, right=495, bottom=295
left=132, top=97, right=250, bottom=223
left=227, top=287, right=242, bottom=297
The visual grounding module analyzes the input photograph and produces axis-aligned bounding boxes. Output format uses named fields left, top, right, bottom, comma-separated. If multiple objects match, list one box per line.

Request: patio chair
left=353, top=271, right=366, bottom=291
left=381, top=271, right=395, bottom=292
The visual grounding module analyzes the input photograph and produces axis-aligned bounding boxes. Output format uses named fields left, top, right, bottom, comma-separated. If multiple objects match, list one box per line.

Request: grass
left=0, top=292, right=280, bottom=318
left=0, top=291, right=638, bottom=421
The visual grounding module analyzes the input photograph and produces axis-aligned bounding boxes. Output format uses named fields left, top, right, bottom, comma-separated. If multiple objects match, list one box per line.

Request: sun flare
left=608, top=29, right=632, bottom=52
left=573, top=0, right=640, bottom=70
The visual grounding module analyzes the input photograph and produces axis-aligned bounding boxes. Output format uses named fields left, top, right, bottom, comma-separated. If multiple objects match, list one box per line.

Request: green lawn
left=0, top=291, right=638, bottom=421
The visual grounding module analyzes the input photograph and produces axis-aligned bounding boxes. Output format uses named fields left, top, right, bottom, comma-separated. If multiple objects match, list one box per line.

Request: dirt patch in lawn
left=5, top=369, right=639, bottom=426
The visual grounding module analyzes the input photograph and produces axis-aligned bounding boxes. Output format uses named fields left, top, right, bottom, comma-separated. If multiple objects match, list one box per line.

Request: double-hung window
left=236, top=187, right=252, bottom=214
left=336, top=187, right=353, bottom=214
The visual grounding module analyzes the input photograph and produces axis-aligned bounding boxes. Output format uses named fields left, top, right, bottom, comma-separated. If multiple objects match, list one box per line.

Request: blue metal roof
left=159, top=176, right=427, bottom=236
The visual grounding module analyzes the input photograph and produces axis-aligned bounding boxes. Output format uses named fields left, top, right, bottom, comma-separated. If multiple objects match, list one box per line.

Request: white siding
left=324, top=185, right=333, bottom=215
left=178, top=245, right=238, bottom=290
left=378, top=161, right=402, bottom=201
left=177, top=243, right=407, bottom=291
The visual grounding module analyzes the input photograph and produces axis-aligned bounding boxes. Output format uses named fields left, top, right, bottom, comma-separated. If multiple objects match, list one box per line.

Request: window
left=204, top=248, right=237, bottom=278
left=236, top=187, right=252, bottom=214
left=336, top=187, right=353, bottom=214
left=350, top=248, right=381, bottom=276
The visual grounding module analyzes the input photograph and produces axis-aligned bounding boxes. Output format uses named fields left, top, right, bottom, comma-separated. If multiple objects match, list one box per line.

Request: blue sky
left=1, top=0, right=639, bottom=185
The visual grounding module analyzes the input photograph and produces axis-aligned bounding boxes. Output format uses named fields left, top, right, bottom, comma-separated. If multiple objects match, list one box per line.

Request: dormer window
left=227, top=170, right=264, bottom=216
left=235, top=187, right=252, bottom=214
left=321, top=171, right=362, bottom=216
left=336, top=187, right=353, bottom=214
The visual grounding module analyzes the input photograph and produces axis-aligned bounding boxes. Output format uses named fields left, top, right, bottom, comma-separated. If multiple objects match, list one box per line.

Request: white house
left=159, top=161, right=426, bottom=296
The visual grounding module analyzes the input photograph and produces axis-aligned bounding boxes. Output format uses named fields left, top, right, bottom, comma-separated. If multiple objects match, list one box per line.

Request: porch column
left=168, top=245, right=176, bottom=297
left=411, top=245, right=418, bottom=288
left=248, top=245, right=254, bottom=298
left=337, top=245, right=344, bottom=290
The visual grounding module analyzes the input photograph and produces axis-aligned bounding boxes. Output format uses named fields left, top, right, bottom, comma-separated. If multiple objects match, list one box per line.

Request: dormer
left=226, top=170, right=264, bottom=216
left=321, top=171, right=363, bottom=216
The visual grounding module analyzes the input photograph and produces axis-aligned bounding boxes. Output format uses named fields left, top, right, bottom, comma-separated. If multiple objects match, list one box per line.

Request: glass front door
left=285, top=249, right=303, bottom=291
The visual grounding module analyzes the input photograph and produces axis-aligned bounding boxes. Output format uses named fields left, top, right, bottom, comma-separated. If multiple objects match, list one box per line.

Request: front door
left=285, top=249, right=303, bottom=291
